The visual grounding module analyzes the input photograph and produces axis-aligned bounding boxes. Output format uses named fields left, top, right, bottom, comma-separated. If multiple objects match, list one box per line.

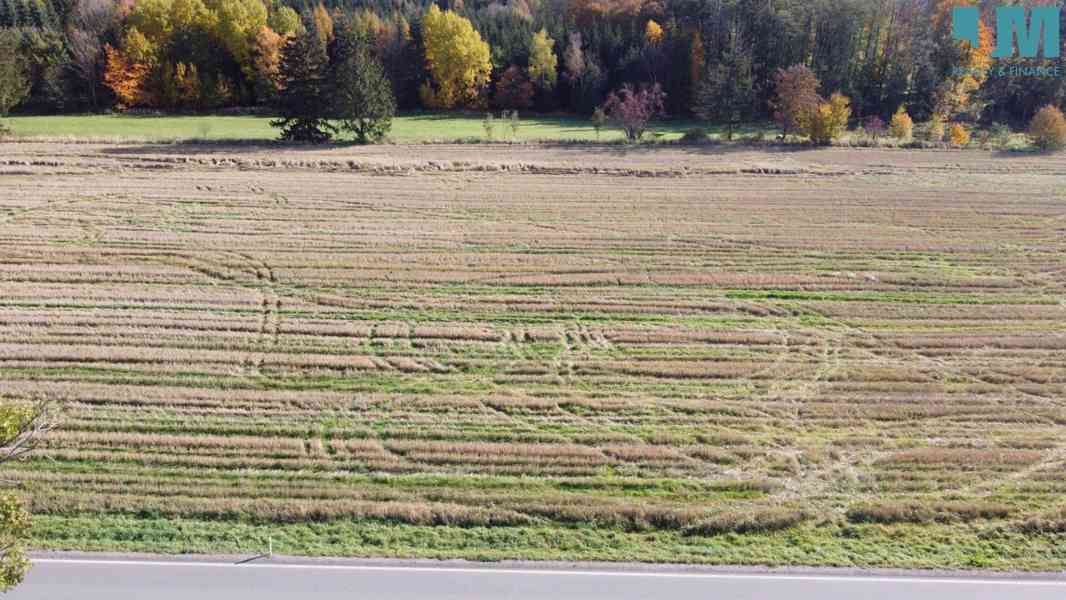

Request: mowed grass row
left=0, top=144, right=1065, bottom=569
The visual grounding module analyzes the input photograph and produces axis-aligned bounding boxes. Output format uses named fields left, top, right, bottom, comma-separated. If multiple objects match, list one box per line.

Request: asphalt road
left=12, top=556, right=1066, bottom=600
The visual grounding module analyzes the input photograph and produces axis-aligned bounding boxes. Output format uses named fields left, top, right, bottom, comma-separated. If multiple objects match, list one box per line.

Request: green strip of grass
left=31, top=514, right=1066, bottom=570
left=2, top=113, right=772, bottom=143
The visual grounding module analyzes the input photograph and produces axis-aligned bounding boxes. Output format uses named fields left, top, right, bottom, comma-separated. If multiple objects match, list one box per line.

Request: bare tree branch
left=0, top=399, right=58, bottom=469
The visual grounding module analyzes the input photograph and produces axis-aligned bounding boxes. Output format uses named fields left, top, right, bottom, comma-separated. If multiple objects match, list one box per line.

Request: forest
left=0, top=0, right=1064, bottom=128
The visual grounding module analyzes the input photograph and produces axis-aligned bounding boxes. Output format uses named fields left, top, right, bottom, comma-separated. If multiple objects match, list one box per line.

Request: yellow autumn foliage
left=419, top=5, right=492, bottom=109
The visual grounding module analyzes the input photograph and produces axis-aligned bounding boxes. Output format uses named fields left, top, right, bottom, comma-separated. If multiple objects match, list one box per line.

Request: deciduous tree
left=1028, top=105, right=1066, bottom=152
left=0, top=398, right=56, bottom=592
left=808, top=92, right=851, bottom=145
left=267, top=5, right=299, bottom=37
left=102, top=43, right=149, bottom=108
left=644, top=19, right=663, bottom=45
left=68, top=0, right=117, bottom=109
left=528, top=28, right=557, bottom=93
left=251, top=25, right=284, bottom=100
left=0, top=34, right=30, bottom=115
left=311, top=2, right=332, bottom=45
left=889, top=106, right=913, bottom=141
left=418, top=4, right=491, bottom=109
left=600, top=83, right=665, bottom=141
left=494, top=64, right=533, bottom=109
left=770, top=64, right=821, bottom=137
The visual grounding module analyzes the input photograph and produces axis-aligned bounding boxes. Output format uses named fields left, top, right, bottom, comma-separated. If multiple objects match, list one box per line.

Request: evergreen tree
left=693, top=34, right=753, bottom=139
left=271, top=25, right=335, bottom=143
left=332, top=27, right=396, bottom=144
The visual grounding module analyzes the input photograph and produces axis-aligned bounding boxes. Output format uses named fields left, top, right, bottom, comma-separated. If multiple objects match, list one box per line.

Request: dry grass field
left=2, top=141, right=1065, bottom=569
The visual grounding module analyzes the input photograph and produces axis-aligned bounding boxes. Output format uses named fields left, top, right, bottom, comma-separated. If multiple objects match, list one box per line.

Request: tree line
left=1, top=1, right=1064, bottom=131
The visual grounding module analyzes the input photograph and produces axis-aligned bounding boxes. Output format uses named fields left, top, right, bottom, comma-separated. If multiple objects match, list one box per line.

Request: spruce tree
left=331, top=27, right=396, bottom=144
left=694, top=36, right=754, bottom=140
left=270, top=25, right=335, bottom=143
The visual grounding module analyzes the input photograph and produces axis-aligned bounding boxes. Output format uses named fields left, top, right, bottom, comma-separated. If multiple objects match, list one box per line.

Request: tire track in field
left=794, top=301, right=1066, bottom=500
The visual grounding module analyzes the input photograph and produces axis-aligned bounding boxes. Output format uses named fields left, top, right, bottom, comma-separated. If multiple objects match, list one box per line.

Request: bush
left=948, top=123, right=970, bottom=147
left=600, top=83, right=666, bottom=141
left=863, top=115, right=886, bottom=139
left=889, top=107, right=913, bottom=141
left=679, top=127, right=710, bottom=144
left=683, top=507, right=807, bottom=536
left=504, top=110, right=520, bottom=140
left=1028, top=105, right=1066, bottom=152
left=926, top=115, right=945, bottom=142
left=989, top=122, right=1011, bottom=147
left=590, top=107, right=607, bottom=140
left=808, top=92, right=851, bottom=145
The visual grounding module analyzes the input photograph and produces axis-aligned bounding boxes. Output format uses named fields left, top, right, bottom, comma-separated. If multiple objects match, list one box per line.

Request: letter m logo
left=952, top=6, right=1060, bottom=58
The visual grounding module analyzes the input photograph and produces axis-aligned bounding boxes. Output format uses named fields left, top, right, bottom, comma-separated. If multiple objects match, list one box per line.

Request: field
left=2, top=141, right=1066, bottom=570
left=2, top=113, right=726, bottom=143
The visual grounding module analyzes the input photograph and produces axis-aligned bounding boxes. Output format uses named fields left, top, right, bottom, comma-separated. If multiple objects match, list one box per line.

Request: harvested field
left=2, top=142, right=1066, bottom=569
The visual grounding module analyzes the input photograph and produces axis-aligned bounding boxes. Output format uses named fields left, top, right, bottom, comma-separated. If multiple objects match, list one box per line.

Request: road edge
left=29, top=550, right=1066, bottom=582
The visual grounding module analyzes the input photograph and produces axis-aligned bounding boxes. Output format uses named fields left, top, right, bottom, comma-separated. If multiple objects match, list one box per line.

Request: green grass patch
left=3, top=113, right=775, bottom=143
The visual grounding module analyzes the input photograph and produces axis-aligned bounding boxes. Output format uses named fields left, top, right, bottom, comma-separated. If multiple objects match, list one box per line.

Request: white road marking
left=31, top=558, right=1066, bottom=586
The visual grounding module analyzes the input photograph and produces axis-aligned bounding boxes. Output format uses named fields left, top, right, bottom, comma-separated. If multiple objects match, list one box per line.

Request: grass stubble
left=1, top=142, right=1065, bottom=570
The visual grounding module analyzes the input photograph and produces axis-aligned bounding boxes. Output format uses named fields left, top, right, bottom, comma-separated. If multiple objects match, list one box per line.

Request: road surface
left=12, top=555, right=1066, bottom=600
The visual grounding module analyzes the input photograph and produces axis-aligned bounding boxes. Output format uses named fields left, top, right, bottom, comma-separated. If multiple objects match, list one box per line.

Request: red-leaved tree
left=770, top=64, right=821, bottom=137
left=600, top=83, right=666, bottom=141
left=494, top=65, right=535, bottom=109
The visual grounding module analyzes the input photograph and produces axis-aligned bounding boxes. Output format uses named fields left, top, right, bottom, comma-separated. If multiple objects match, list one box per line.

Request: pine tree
left=332, top=27, right=396, bottom=144
left=271, top=26, right=335, bottom=143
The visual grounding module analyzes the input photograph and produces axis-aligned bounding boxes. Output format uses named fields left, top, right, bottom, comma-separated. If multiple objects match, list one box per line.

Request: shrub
left=926, top=114, right=945, bottom=142
left=988, top=122, right=1011, bottom=147
left=948, top=123, right=970, bottom=147
left=808, top=92, right=851, bottom=145
left=507, top=110, right=520, bottom=139
left=863, top=115, right=886, bottom=139
left=889, top=107, right=913, bottom=141
left=683, top=507, right=807, bottom=536
left=1028, top=105, right=1066, bottom=152
left=600, top=83, right=666, bottom=142
left=679, top=127, right=710, bottom=144
left=590, top=106, right=607, bottom=140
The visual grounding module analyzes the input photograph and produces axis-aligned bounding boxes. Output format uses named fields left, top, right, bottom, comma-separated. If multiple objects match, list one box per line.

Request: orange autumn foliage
left=103, top=44, right=150, bottom=109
